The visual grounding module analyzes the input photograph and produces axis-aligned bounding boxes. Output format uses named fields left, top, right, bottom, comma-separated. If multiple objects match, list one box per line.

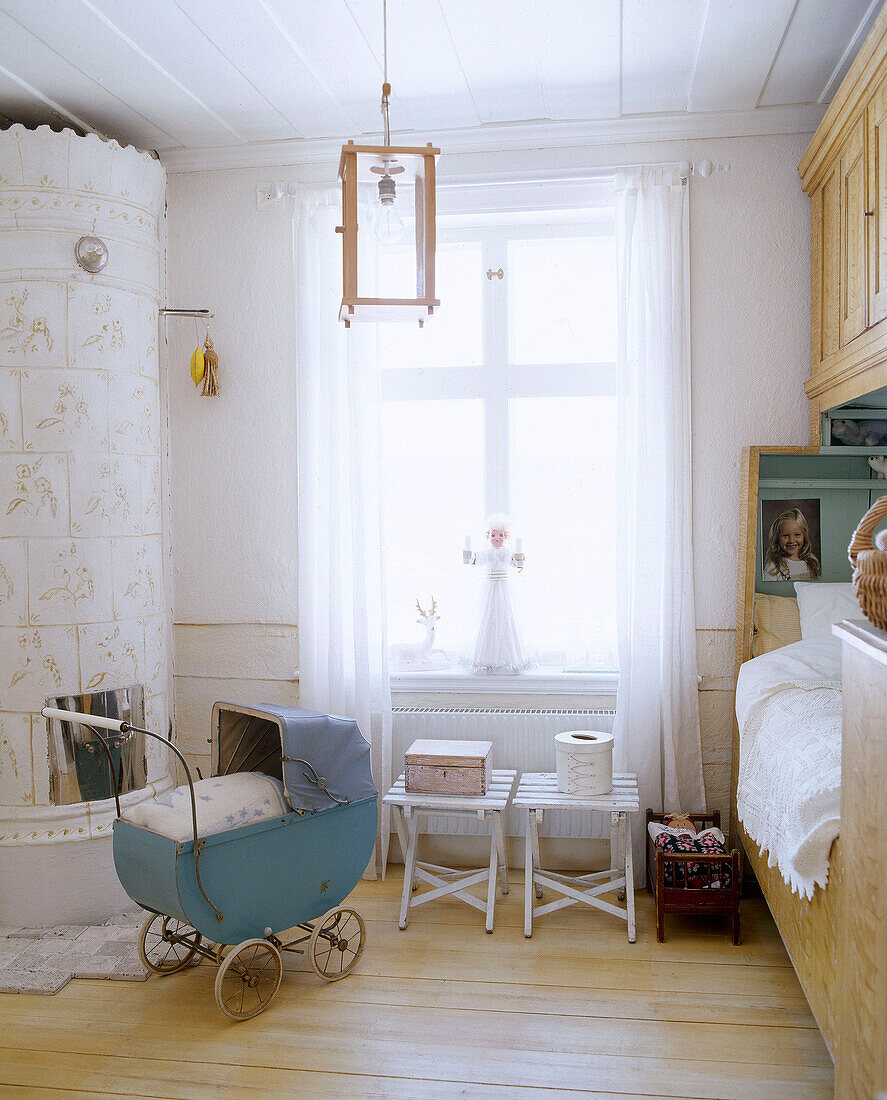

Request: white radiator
left=392, top=707, right=616, bottom=839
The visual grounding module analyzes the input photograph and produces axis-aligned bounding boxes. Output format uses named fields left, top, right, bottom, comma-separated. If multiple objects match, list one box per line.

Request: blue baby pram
left=41, top=701, right=378, bottom=1020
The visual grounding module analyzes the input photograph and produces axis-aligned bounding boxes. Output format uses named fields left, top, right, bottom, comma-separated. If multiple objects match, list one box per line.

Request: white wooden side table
left=513, top=772, right=640, bottom=941
left=383, top=770, right=517, bottom=934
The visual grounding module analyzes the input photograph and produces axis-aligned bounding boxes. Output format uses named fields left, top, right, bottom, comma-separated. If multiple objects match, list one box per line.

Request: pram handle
left=40, top=705, right=200, bottom=838
left=42, top=706, right=126, bottom=733
left=40, top=706, right=225, bottom=923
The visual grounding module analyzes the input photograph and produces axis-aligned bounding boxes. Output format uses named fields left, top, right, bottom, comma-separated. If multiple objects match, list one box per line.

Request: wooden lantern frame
left=337, top=140, right=440, bottom=327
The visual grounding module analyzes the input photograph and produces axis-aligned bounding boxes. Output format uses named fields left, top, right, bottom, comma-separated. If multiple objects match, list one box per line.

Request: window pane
left=508, top=236, right=616, bottom=365
left=510, top=396, right=618, bottom=670
left=382, top=399, right=484, bottom=658
left=379, top=242, right=483, bottom=368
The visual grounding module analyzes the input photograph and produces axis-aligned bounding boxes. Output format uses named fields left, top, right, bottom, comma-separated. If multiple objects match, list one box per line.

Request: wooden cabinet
left=867, top=81, right=887, bottom=328
left=801, top=7, right=887, bottom=430
left=812, top=161, right=841, bottom=366
left=839, top=117, right=868, bottom=347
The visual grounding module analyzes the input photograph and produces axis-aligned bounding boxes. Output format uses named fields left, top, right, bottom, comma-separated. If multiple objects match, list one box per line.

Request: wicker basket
left=848, top=495, right=887, bottom=630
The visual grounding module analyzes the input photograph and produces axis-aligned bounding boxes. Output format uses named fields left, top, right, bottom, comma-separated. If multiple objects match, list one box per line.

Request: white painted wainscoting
left=392, top=707, right=616, bottom=843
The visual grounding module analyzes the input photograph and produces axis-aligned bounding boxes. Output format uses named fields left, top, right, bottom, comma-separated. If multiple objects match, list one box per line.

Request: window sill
left=389, top=667, right=618, bottom=695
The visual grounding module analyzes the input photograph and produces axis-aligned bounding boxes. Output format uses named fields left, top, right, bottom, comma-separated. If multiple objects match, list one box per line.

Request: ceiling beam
left=159, top=103, right=826, bottom=174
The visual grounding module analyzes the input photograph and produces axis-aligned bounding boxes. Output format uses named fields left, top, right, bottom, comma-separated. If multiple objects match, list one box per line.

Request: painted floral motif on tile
left=29, top=539, right=113, bottom=627
left=30, top=712, right=51, bottom=805
left=83, top=300, right=125, bottom=353
left=0, top=454, right=67, bottom=537
left=0, top=284, right=65, bottom=368
left=137, top=303, right=159, bottom=381
left=0, top=127, right=25, bottom=186
left=0, top=713, right=33, bottom=806
left=144, top=692, right=170, bottom=781
left=67, top=134, right=112, bottom=196
left=0, top=540, right=28, bottom=627
left=109, top=375, right=158, bottom=456
left=67, top=285, right=137, bottom=373
left=21, top=370, right=109, bottom=453
left=0, top=626, right=79, bottom=711
left=140, top=458, right=161, bottom=536
left=77, top=620, right=143, bottom=695
left=143, top=613, right=169, bottom=697
left=113, top=538, right=161, bottom=619
left=0, top=370, right=23, bottom=452
left=69, top=453, right=140, bottom=538
left=14, top=126, right=68, bottom=188
left=0, top=288, right=55, bottom=357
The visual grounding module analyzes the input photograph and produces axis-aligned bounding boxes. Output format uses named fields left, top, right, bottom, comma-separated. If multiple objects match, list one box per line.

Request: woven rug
left=0, top=907, right=150, bottom=994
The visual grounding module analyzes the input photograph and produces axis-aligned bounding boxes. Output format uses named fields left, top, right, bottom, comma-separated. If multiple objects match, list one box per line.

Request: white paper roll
left=555, top=730, right=614, bottom=795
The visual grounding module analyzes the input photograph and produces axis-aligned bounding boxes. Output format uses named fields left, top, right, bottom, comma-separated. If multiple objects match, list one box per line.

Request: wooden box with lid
left=404, top=739, right=493, bottom=795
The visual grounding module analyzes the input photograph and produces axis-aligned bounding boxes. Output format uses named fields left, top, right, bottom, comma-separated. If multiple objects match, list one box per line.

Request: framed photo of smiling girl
left=761, top=498, right=822, bottom=582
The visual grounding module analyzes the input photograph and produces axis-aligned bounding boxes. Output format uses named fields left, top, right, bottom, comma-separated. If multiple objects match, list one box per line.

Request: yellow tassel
left=190, top=346, right=205, bottom=386
left=201, top=334, right=220, bottom=397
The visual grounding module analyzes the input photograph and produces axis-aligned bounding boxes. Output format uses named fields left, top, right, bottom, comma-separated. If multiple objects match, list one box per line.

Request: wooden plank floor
left=0, top=869, right=833, bottom=1099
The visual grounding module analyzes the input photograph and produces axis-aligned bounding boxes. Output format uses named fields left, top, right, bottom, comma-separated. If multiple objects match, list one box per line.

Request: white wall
left=164, top=130, right=813, bottom=810
left=165, top=172, right=301, bottom=774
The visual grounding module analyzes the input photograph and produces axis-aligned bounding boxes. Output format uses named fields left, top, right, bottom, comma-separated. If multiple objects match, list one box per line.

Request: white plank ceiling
left=0, top=0, right=880, bottom=156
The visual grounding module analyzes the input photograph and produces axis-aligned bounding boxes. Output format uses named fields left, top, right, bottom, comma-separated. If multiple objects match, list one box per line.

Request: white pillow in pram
left=123, top=772, right=289, bottom=842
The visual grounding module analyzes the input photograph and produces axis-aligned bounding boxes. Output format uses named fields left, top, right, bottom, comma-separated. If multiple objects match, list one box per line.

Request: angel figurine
left=462, top=514, right=532, bottom=675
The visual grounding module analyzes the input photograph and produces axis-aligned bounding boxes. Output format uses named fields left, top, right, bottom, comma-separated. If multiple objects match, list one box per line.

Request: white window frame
left=383, top=192, right=618, bottom=694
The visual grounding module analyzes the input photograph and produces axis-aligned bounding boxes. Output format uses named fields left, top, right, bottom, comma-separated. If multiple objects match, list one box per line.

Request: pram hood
left=213, top=702, right=377, bottom=813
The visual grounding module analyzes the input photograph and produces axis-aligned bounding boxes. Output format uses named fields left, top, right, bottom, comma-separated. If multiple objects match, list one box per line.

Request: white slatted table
left=513, top=772, right=640, bottom=941
left=383, top=770, right=517, bottom=934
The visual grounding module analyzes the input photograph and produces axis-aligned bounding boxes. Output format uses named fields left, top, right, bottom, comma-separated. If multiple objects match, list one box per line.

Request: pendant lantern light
left=338, top=0, right=439, bottom=326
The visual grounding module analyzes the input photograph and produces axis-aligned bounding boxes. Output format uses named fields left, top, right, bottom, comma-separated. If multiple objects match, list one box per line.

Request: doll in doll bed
left=735, top=582, right=859, bottom=899
left=647, top=817, right=733, bottom=888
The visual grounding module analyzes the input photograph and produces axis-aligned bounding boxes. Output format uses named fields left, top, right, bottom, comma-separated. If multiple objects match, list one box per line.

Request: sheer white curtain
left=613, top=168, right=706, bottom=881
left=295, top=186, right=392, bottom=874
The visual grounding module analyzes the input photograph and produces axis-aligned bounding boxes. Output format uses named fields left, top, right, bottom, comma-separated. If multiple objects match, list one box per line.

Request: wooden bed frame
left=732, top=445, right=844, bottom=1052
left=733, top=428, right=887, bottom=1080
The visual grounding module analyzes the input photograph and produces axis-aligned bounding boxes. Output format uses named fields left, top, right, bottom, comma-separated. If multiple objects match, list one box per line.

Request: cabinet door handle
left=865, top=210, right=875, bottom=216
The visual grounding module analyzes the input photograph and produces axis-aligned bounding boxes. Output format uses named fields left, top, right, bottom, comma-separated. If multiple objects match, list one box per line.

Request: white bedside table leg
left=524, top=809, right=534, bottom=938
left=530, top=808, right=543, bottom=899
left=615, top=810, right=626, bottom=901
left=624, top=812, right=636, bottom=943
left=399, top=812, right=420, bottom=931
left=485, top=815, right=498, bottom=934
left=493, top=810, right=509, bottom=895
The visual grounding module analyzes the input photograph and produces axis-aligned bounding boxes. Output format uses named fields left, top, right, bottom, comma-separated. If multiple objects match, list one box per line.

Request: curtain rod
left=436, top=160, right=726, bottom=189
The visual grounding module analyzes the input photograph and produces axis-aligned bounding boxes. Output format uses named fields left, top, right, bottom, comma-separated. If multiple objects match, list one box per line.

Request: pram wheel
left=137, top=913, right=202, bottom=975
left=214, top=939, right=282, bottom=1020
left=309, top=906, right=366, bottom=982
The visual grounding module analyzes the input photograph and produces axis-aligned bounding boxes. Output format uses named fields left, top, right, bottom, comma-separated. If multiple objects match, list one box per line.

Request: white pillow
left=793, top=581, right=861, bottom=640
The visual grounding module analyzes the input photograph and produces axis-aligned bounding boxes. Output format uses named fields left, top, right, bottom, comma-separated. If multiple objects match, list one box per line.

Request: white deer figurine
left=388, top=597, right=451, bottom=672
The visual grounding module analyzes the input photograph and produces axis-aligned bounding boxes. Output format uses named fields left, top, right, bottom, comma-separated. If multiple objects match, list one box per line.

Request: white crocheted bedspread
left=123, top=772, right=290, bottom=842
left=735, top=637, right=842, bottom=900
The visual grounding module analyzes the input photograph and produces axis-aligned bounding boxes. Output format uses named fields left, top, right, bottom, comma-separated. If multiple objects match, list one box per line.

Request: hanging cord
left=381, top=0, right=391, bottom=146
left=383, top=0, right=388, bottom=84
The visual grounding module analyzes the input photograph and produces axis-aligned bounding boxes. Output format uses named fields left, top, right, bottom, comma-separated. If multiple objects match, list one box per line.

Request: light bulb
left=375, top=203, right=405, bottom=244
left=373, top=173, right=405, bottom=244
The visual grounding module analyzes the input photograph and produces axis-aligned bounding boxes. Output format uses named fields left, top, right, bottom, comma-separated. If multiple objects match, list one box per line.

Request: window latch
left=486, top=267, right=504, bottom=281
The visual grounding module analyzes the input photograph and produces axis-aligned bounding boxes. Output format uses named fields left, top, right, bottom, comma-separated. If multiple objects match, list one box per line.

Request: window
left=380, top=195, right=618, bottom=676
